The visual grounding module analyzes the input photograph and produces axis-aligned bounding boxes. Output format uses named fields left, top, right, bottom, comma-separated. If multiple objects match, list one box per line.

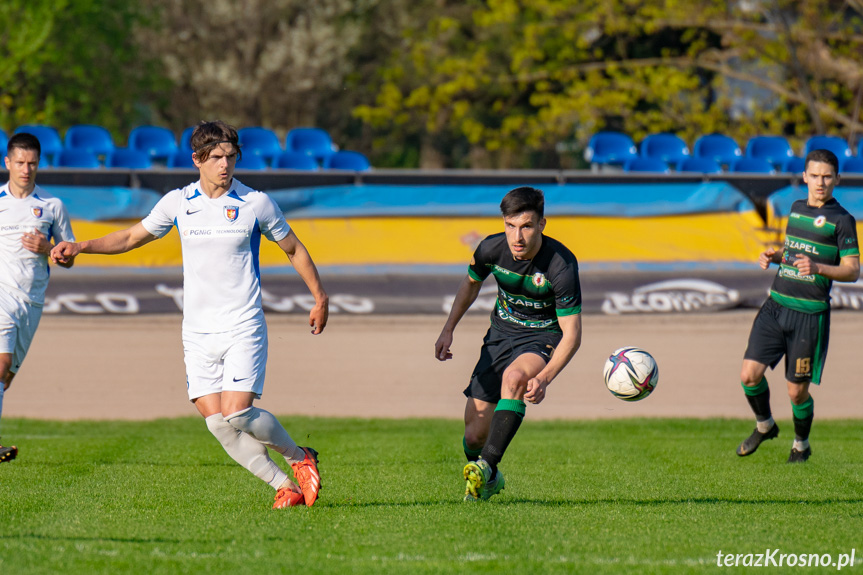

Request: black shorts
left=463, top=325, right=562, bottom=403
left=744, top=297, right=830, bottom=384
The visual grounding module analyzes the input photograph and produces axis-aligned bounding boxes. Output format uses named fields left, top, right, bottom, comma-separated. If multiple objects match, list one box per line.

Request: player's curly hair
left=500, top=186, right=544, bottom=219
left=190, top=120, right=242, bottom=163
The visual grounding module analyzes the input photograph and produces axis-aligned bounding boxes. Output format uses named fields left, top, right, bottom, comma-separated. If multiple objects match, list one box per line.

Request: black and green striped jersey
left=468, top=233, right=581, bottom=333
left=770, top=198, right=859, bottom=313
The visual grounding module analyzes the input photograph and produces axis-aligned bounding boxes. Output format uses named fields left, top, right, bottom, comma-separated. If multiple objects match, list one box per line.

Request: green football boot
left=463, top=458, right=505, bottom=501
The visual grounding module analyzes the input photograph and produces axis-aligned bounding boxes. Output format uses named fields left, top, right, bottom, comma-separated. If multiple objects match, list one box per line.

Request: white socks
left=225, top=407, right=305, bottom=464
left=205, top=413, right=288, bottom=489
left=793, top=438, right=810, bottom=451
left=756, top=416, right=775, bottom=433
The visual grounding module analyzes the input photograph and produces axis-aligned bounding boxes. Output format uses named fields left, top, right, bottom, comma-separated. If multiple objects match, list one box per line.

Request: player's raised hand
left=50, top=241, right=80, bottom=265
left=309, top=299, right=328, bottom=335
left=758, top=247, right=777, bottom=270
left=435, top=331, right=454, bottom=361
left=21, top=229, right=50, bottom=255
left=524, top=377, right=548, bottom=404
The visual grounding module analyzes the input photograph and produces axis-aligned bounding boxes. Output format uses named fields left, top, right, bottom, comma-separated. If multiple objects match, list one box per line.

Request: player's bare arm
left=276, top=230, right=329, bottom=335
left=435, top=275, right=483, bottom=361
left=22, top=229, right=75, bottom=269
left=758, top=247, right=781, bottom=269
left=793, top=254, right=860, bottom=282
left=524, top=313, right=582, bottom=404
left=51, top=222, right=158, bottom=264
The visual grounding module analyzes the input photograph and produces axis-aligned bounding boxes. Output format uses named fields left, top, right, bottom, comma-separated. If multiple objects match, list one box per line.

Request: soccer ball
left=602, top=347, right=659, bottom=401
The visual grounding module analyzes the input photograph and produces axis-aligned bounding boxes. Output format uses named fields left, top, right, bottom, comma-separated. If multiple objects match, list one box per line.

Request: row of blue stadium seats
left=585, top=132, right=863, bottom=169
left=1, top=125, right=371, bottom=171
left=624, top=155, right=863, bottom=175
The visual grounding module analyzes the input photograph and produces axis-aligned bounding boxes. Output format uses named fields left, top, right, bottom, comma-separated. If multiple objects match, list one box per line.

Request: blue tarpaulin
left=43, top=186, right=161, bottom=221
left=767, top=186, right=863, bottom=219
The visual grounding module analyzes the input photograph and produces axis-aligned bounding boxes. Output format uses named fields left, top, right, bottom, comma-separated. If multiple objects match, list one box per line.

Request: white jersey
left=141, top=179, right=291, bottom=333
left=0, top=184, right=75, bottom=306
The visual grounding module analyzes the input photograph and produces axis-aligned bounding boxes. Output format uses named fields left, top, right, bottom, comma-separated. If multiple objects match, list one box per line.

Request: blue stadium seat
left=106, top=148, right=153, bottom=169
left=238, top=127, right=282, bottom=165
left=841, top=156, right=863, bottom=174
left=274, top=151, right=319, bottom=170
left=583, top=131, right=638, bottom=165
left=285, top=127, right=336, bottom=162
left=235, top=154, right=268, bottom=170
left=676, top=157, right=722, bottom=174
left=180, top=126, right=195, bottom=152
left=167, top=150, right=196, bottom=169
left=0, top=130, right=7, bottom=154
left=14, top=125, right=63, bottom=163
left=64, top=125, right=115, bottom=156
left=55, top=149, right=101, bottom=169
left=859, top=139, right=863, bottom=158
left=745, top=136, right=793, bottom=167
left=781, top=156, right=806, bottom=174
left=323, top=150, right=371, bottom=171
left=623, top=157, right=670, bottom=173
left=692, top=134, right=741, bottom=165
left=128, top=125, right=178, bottom=161
left=805, top=135, right=852, bottom=161
left=639, top=133, right=690, bottom=164
left=729, top=157, right=776, bottom=174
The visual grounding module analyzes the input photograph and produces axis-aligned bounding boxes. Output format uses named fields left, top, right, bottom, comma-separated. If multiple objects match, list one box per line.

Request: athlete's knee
left=464, top=426, right=487, bottom=449
left=205, top=413, right=239, bottom=447
left=501, top=369, right=528, bottom=396
left=740, top=365, right=765, bottom=386
left=224, top=406, right=256, bottom=432
left=788, top=386, right=810, bottom=405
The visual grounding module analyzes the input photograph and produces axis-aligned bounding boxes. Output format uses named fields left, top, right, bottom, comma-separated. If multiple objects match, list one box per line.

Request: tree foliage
left=0, top=0, right=162, bottom=138
left=355, top=0, right=863, bottom=168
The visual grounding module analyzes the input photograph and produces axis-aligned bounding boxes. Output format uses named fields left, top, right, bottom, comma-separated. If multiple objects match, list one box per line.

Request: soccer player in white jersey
left=1, top=133, right=76, bottom=463
left=52, top=121, right=328, bottom=508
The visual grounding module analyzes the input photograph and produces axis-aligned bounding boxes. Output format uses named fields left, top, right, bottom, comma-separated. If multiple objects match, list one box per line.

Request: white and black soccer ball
left=602, top=346, right=659, bottom=402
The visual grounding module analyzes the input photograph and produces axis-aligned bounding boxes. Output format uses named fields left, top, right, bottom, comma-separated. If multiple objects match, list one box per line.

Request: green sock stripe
left=495, top=398, right=526, bottom=418
left=463, top=437, right=482, bottom=457
left=742, top=376, right=769, bottom=397
left=791, top=397, right=814, bottom=420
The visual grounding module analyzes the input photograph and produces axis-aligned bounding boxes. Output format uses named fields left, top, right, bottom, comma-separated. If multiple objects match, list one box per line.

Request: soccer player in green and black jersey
left=435, top=187, right=582, bottom=500
left=737, top=149, right=859, bottom=463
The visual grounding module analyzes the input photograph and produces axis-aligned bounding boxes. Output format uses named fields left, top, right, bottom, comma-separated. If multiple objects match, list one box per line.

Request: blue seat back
left=745, top=136, right=792, bottom=166
left=180, top=126, right=195, bottom=152
left=0, top=130, right=8, bottom=154
left=840, top=156, right=863, bottom=174
left=167, top=150, right=196, bottom=169
left=285, top=128, right=335, bottom=161
left=623, top=157, right=670, bottom=173
left=730, top=157, right=776, bottom=174
left=804, top=135, right=852, bottom=160
left=106, top=148, right=153, bottom=169
left=640, top=133, right=690, bottom=163
left=238, top=127, right=282, bottom=163
left=275, top=151, right=320, bottom=170
left=14, top=125, right=63, bottom=162
left=235, top=154, right=268, bottom=170
left=128, top=125, right=178, bottom=160
left=323, top=150, right=371, bottom=171
left=692, top=134, right=741, bottom=165
left=64, top=125, right=115, bottom=156
left=781, top=156, right=806, bottom=174
left=676, top=157, right=722, bottom=174
left=55, top=149, right=101, bottom=169
left=584, top=131, right=637, bottom=165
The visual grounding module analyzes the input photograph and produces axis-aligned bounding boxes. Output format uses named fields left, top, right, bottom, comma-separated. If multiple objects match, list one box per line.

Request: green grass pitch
left=1, top=417, right=861, bottom=574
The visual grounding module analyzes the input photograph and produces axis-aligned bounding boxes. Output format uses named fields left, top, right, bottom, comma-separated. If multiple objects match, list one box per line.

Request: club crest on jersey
left=31, top=207, right=43, bottom=218
left=532, top=272, right=547, bottom=287
left=223, top=206, right=239, bottom=222
left=814, top=215, right=826, bottom=228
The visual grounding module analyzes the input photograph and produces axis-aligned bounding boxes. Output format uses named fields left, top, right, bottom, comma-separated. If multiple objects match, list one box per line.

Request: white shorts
left=0, top=289, right=43, bottom=374
left=183, top=319, right=268, bottom=401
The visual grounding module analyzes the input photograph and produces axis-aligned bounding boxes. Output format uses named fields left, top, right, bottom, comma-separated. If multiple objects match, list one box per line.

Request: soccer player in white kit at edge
left=52, top=121, right=327, bottom=509
left=0, top=133, right=76, bottom=463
